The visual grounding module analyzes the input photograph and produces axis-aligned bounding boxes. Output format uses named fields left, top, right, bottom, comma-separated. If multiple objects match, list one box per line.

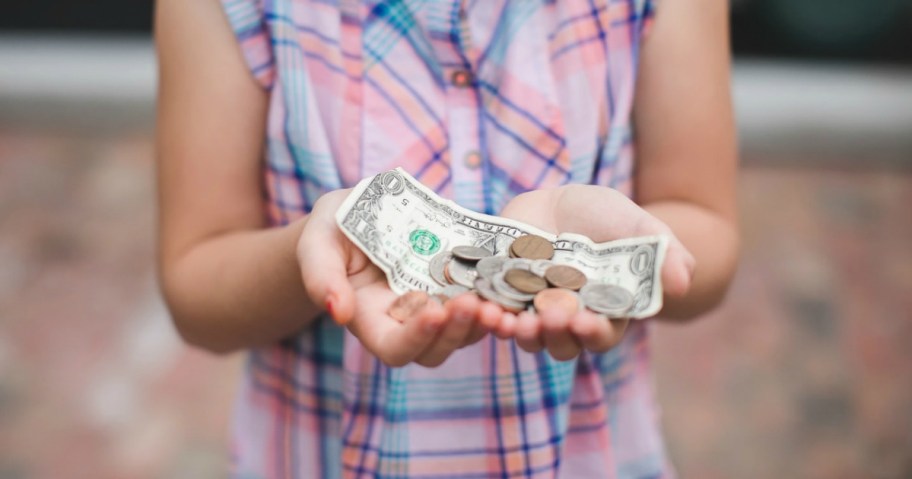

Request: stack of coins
left=427, top=234, right=635, bottom=318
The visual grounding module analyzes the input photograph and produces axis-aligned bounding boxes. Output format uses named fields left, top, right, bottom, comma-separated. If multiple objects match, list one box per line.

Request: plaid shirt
left=222, top=0, right=672, bottom=477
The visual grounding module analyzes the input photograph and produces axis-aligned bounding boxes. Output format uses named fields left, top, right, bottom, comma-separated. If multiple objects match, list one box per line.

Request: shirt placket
left=426, top=1, right=490, bottom=213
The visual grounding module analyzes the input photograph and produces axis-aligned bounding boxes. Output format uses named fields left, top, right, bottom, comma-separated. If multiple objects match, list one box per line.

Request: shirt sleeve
left=220, top=0, right=276, bottom=89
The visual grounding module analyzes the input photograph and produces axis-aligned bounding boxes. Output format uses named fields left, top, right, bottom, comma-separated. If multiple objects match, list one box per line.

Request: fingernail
left=325, top=296, right=336, bottom=321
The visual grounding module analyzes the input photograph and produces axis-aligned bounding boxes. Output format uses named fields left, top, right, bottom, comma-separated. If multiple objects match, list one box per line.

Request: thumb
left=661, top=238, right=695, bottom=298
left=297, top=218, right=357, bottom=325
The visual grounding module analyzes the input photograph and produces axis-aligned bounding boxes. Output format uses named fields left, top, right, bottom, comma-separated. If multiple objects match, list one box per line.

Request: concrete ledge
left=733, top=60, right=912, bottom=165
left=1, top=34, right=910, bottom=164
left=0, top=34, right=155, bottom=133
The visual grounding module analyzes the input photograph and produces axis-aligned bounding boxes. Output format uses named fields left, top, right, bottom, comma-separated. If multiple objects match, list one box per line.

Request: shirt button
left=451, top=69, right=474, bottom=88
left=464, top=150, right=482, bottom=169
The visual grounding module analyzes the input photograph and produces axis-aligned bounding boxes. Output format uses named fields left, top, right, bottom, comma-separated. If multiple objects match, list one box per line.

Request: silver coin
left=446, top=259, right=478, bottom=288
left=492, top=271, right=535, bottom=302
left=502, top=258, right=533, bottom=272
left=451, top=245, right=493, bottom=262
left=529, top=259, right=554, bottom=277
left=438, top=284, right=471, bottom=298
left=475, top=278, right=526, bottom=312
left=579, top=283, right=634, bottom=317
left=429, top=251, right=453, bottom=286
left=476, top=256, right=508, bottom=280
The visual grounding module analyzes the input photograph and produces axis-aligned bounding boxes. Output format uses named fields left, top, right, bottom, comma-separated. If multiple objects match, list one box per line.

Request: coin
left=504, top=268, right=548, bottom=294
left=451, top=245, right=492, bottom=262
left=510, top=234, right=554, bottom=260
left=529, top=259, right=554, bottom=277
left=579, top=283, right=634, bottom=317
left=492, top=271, right=535, bottom=302
left=429, top=251, right=453, bottom=286
left=446, top=258, right=478, bottom=288
left=503, top=258, right=533, bottom=272
left=431, top=293, right=450, bottom=304
left=476, top=256, right=508, bottom=280
left=387, top=291, right=430, bottom=322
left=475, top=278, right=526, bottom=313
left=544, top=265, right=588, bottom=291
left=533, top=288, right=581, bottom=317
left=438, top=284, right=471, bottom=298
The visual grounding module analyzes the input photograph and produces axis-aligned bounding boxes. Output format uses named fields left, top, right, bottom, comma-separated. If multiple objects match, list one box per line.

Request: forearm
left=159, top=217, right=321, bottom=353
left=644, top=200, right=739, bottom=320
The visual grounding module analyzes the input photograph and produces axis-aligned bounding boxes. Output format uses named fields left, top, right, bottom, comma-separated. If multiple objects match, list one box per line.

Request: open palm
left=489, top=185, right=695, bottom=360
left=296, top=189, right=497, bottom=367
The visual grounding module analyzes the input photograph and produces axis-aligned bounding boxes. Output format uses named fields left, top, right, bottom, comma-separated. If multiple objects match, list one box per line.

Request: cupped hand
left=296, top=189, right=499, bottom=367
left=489, top=185, right=695, bottom=360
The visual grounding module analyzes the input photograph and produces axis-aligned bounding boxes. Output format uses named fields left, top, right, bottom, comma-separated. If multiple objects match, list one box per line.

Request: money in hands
left=335, top=168, right=668, bottom=320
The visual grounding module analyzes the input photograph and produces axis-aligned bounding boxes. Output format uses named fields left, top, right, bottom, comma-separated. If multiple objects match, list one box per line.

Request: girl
left=155, top=0, right=739, bottom=477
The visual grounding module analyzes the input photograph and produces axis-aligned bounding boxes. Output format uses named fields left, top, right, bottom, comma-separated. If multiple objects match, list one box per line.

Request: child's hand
left=489, top=185, right=695, bottom=360
left=296, top=190, right=500, bottom=367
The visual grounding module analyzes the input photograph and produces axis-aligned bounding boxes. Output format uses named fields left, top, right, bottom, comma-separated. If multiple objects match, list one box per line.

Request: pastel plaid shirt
left=222, top=0, right=673, bottom=477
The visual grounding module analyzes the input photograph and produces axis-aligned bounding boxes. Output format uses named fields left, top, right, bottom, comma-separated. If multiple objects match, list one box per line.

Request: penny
left=452, top=245, right=492, bottom=262
left=544, top=265, right=588, bottom=291
left=504, top=268, right=548, bottom=294
left=475, top=278, right=526, bottom=313
left=429, top=251, right=453, bottom=286
left=533, top=288, right=581, bottom=317
left=446, top=258, right=478, bottom=288
left=431, top=293, right=450, bottom=304
left=579, top=283, right=634, bottom=317
left=510, top=234, right=554, bottom=260
left=387, top=291, right=430, bottom=322
left=492, top=271, right=535, bottom=302
left=476, top=256, right=508, bottom=280
left=529, top=259, right=554, bottom=277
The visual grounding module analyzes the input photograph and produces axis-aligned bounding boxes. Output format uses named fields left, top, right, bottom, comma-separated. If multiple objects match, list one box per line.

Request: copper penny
left=533, top=288, right=580, bottom=317
left=510, top=234, right=554, bottom=260
left=387, top=291, right=430, bottom=322
left=504, top=268, right=548, bottom=294
left=492, top=271, right=534, bottom=302
left=544, top=265, right=588, bottom=291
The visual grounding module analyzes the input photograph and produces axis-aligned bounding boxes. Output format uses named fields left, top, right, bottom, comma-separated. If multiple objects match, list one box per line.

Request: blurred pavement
left=0, top=37, right=910, bottom=478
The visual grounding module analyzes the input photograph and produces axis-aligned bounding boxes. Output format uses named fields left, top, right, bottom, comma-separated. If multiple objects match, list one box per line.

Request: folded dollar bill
left=335, top=168, right=668, bottom=319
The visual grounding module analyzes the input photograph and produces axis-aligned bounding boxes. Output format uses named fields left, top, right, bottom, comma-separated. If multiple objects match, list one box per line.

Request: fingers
left=569, top=311, right=628, bottom=353
left=462, top=323, right=489, bottom=347
left=415, top=308, right=476, bottom=368
left=367, top=299, right=447, bottom=367
left=297, top=191, right=360, bottom=324
left=492, top=312, right=517, bottom=339
left=540, top=308, right=582, bottom=361
left=413, top=294, right=481, bottom=366
left=515, top=311, right=544, bottom=353
left=460, top=301, right=503, bottom=346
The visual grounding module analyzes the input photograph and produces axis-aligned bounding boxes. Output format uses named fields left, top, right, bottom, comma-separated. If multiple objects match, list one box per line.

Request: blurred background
left=1, top=1, right=911, bottom=478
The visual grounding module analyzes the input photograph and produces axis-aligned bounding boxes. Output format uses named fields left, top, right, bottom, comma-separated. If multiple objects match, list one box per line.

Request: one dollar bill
left=335, top=168, right=668, bottom=319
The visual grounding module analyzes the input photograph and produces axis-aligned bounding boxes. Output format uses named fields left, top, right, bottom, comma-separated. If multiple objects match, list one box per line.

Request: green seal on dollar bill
left=409, top=229, right=441, bottom=255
